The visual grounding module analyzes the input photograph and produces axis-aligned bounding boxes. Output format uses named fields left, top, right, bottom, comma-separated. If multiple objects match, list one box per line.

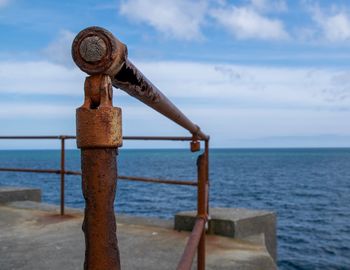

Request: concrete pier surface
left=0, top=202, right=276, bottom=270
left=0, top=187, right=276, bottom=269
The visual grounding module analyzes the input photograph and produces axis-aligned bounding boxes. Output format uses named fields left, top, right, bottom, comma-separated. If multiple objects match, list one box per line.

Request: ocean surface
left=0, top=148, right=349, bottom=269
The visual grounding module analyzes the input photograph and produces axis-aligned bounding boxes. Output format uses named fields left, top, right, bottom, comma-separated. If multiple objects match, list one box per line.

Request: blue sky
left=1, top=0, right=350, bottom=148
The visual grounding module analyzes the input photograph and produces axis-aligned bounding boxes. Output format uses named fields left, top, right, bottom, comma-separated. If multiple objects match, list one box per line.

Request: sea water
left=0, top=148, right=349, bottom=269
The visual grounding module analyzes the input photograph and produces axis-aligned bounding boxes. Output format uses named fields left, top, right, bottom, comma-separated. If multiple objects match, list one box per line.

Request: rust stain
left=35, top=213, right=79, bottom=226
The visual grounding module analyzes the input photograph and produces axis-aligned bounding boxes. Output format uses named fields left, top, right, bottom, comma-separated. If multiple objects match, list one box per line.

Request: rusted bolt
left=79, top=36, right=107, bottom=62
left=72, top=26, right=127, bottom=76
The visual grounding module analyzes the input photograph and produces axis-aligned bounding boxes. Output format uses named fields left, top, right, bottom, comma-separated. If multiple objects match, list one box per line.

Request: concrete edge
left=4, top=201, right=173, bottom=229
left=174, top=208, right=277, bottom=262
left=0, top=187, right=41, bottom=204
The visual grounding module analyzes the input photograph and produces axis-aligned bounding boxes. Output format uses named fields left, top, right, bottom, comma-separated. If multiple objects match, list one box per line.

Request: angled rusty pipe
left=176, top=217, right=206, bottom=270
left=72, top=26, right=208, bottom=141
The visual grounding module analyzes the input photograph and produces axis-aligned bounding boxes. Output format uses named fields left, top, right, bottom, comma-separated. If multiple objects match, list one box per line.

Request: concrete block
left=0, top=187, right=41, bottom=203
left=175, top=208, right=276, bottom=262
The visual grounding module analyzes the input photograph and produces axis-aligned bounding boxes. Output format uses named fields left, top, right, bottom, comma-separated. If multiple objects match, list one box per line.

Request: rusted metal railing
left=0, top=135, right=200, bottom=214
left=0, top=135, right=209, bottom=269
left=0, top=25, right=210, bottom=270
left=0, top=135, right=73, bottom=215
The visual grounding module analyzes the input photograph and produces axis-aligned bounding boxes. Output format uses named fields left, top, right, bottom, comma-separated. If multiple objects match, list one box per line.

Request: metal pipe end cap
left=72, top=26, right=127, bottom=75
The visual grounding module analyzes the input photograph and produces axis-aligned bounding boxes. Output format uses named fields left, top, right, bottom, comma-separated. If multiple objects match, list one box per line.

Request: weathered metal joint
left=76, top=74, right=122, bottom=149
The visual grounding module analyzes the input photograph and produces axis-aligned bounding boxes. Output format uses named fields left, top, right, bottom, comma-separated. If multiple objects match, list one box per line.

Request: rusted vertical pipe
left=75, top=74, right=122, bottom=270
left=205, top=140, right=209, bottom=216
left=197, top=153, right=208, bottom=270
left=81, top=149, right=120, bottom=269
left=60, top=136, right=65, bottom=216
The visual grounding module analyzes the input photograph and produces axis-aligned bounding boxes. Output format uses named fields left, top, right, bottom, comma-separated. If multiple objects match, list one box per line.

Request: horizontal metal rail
left=0, top=168, right=63, bottom=174
left=118, top=175, right=197, bottom=186
left=0, top=135, right=203, bottom=141
left=0, top=136, right=76, bottom=140
left=0, top=168, right=197, bottom=186
left=123, top=136, right=197, bottom=141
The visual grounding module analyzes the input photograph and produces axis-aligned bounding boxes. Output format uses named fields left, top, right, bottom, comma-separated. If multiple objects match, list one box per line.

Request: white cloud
left=250, top=0, right=287, bottom=13
left=307, top=2, right=350, bottom=42
left=0, top=61, right=83, bottom=95
left=325, top=13, right=350, bottom=41
left=1, top=59, right=350, bottom=145
left=119, top=0, right=207, bottom=40
left=134, top=61, right=350, bottom=109
left=0, top=103, right=73, bottom=119
left=0, top=0, right=10, bottom=8
left=43, top=30, right=76, bottom=67
left=1, top=59, right=349, bottom=109
left=210, top=5, right=289, bottom=40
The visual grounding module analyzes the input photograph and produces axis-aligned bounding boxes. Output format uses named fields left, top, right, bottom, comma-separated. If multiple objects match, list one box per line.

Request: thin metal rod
left=123, top=136, right=196, bottom=141
left=0, top=168, right=197, bottom=186
left=118, top=175, right=197, bottom=186
left=0, top=135, right=204, bottom=141
left=176, top=218, right=206, bottom=270
left=60, top=138, right=65, bottom=216
left=65, top=170, right=83, bottom=175
left=0, top=168, right=62, bottom=174
left=0, top=136, right=76, bottom=139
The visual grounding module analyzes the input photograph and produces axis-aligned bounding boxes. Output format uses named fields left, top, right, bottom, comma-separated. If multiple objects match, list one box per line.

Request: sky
left=1, top=0, right=350, bottom=149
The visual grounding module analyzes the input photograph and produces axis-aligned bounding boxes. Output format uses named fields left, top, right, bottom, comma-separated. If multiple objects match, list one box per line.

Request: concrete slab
left=0, top=186, right=41, bottom=203
left=175, top=208, right=277, bottom=262
left=0, top=203, right=276, bottom=270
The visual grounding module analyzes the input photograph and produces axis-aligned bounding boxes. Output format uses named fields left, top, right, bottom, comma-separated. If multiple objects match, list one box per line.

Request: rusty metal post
left=60, top=136, right=65, bottom=216
left=197, top=152, right=208, bottom=270
left=75, top=71, right=122, bottom=269
left=205, top=140, right=209, bottom=217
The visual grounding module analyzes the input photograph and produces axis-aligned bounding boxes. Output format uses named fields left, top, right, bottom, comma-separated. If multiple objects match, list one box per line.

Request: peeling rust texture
left=71, top=26, right=208, bottom=141
left=113, top=61, right=160, bottom=103
left=112, top=60, right=208, bottom=140
left=81, top=149, right=120, bottom=270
